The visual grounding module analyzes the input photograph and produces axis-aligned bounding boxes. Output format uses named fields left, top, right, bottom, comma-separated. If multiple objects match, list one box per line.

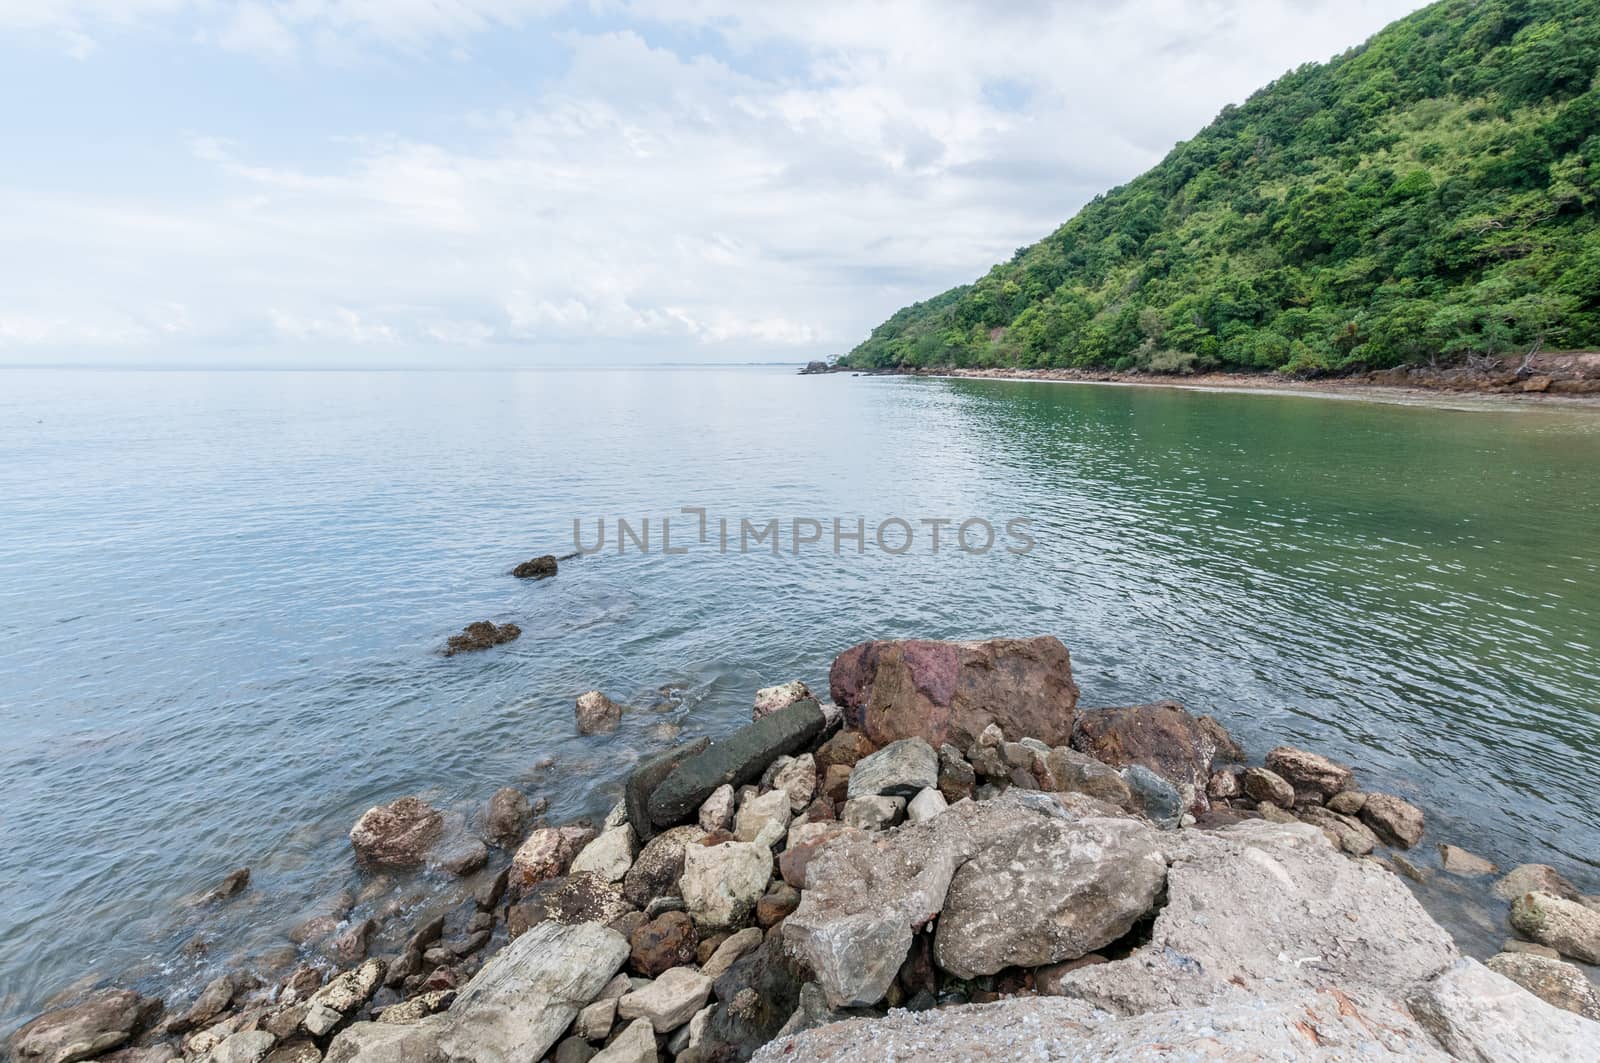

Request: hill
left=840, top=0, right=1600, bottom=375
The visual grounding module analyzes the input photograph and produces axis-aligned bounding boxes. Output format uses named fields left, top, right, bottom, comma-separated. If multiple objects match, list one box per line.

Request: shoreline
left=11, top=638, right=1597, bottom=1061
left=824, top=359, right=1600, bottom=412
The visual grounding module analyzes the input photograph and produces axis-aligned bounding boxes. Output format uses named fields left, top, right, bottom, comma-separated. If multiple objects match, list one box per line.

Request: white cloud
left=0, top=0, right=1430, bottom=362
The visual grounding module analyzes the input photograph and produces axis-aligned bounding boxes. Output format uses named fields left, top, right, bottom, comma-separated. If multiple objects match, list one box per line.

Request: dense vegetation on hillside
left=842, top=0, right=1600, bottom=374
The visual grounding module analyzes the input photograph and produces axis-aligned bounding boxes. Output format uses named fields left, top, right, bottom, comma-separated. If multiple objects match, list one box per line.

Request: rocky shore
left=10, top=637, right=1599, bottom=1062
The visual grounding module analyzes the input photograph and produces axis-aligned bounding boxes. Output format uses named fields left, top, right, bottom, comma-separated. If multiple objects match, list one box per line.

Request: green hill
left=840, top=0, right=1600, bottom=375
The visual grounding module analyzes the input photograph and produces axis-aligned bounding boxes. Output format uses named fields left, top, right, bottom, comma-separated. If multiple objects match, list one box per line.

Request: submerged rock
left=349, top=796, right=445, bottom=869
left=1439, top=843, right=1497, bottom=877
left=443, top=620, right=521, bottom=656
left=828, top=637, right=1079, bottom=749
left=512, top=554, right=558, bottom=579
left=484, top=787, right=533, bottom=849
left=1493, top=863, right=1580, bottom=902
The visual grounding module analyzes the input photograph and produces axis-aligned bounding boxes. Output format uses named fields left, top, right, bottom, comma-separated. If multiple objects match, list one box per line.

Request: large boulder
left=785, top=806, right=979, bottom=1007
left=1510, top=891, right=1600, bottom=963
left=436, top=921, right=630, bottom=1062
left=1485, top=951, right=1600, bottom=1018
left=8, top=989, right=158, bottom=1063
left=751, top=990, right=1453, bottom=1062
left=1070, top=701, right=1220, bottom=805
left=828, top=637, right=1078, bottom=749
left=349, top=796, right=445, bottom=869
left=1407, top=957, right=1600, bottom=1061
left=844, top=738, right=938, bottom=800
left=624, top=738, right=710, bottom=841
left=933, top=801, right=1167, bottom=978
left=647, top=701, right=827, bottom=828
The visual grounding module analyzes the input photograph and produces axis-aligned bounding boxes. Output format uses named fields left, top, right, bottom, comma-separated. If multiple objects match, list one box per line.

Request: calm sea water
left=2, top=366, right=1598, bottom=1027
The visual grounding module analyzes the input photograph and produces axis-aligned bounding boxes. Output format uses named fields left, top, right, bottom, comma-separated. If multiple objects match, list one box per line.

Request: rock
left=512, top=554, right=557, bottom=579
left=830, top=637, right=1079, bottom=749
left=785, top=804, right=979, bottom=1006
left=1485, top=951, right=1600, bottom=1018
left=700, top=936, right=805, bottom=1060
left=618, top=967, right=713, bottom=1033
left=262, top=1040, right=321, bottom=1063
left=483, top=788, right=533, bottom=849
left=648, top=701, right=827, bottom=828
left=701, top=927, right=764, bottom=981
left=206, top=1030, right=275, bottom=1063
left=936, top=745, right=975, bottom=803
left=629, top=912, right=698, bottom=977
left=1264, top=746, right=1354, bottom=799
left=753, top=680, right=812, bottom=721
left=1070, top=701, right=1221, bottom=803
left=1510, top=891, right=1600, bottom=963
left=1241, top=766, right=1295, bottom=808
left=174, top=975, right=235, bottom=1033
left=443, top=620, right=520, bottom=656
left=377, top=990, right=452, bottom=1025
left=1500, top=939, right=1561, bottom=958
left=1359, top=792, right=1425, bottom=849
left=9, top=989, right=157, bottom=1063
left=757, top=882, right=801, bottom=927
left=771, top=754, right=817, bottom=812
left=906, top=788, right=947, bottom=823
left=1206, top=769, right=1240, bottom=800
left=1390, top=852, right=1430, bottom=882
left=590, top=1018, right=655, bottom=1063
left=553, top=1035, right=597, bottom=1063
left=1121, top=765, right=1182, bottom=829
left=841, top=796, right=904, bottom=831
left=575, top=997, right=617, bottom=1041
left=1439, top=843, right=1497, bottom=877
left=733, top=789, right=792, bottom=848
left=303, top=959, right=386, bottom=1037
left=819, top=765, right=852, bottom=806
left=779, top=823, right=857, bottom=889
left=624, top=738, right=711, bottom=842
left=1407, top=957, right=1600, bottom=1061
left=508, top=872, right=634, bottom=937
left=695, top=785, right=735, bottom=833
left=570, top=826, right=637, bottom=883
left=680, top=841, right=772, bottom=930
left=1493, top=863, right=1580, bottom=902
left=322, top=1020, right=442, bottom=1063
left=934, top=808, right=1166, bottom=979
left=576, top=691, right=624, bottom=735
left=349, top=797, right=444, bottom=869
left=622, top=825, right=707, bottom=909
left=206, top=867, right=251, bottom=903
left=1327, top=790, right=1367, bottom=815
left=437, top=837, right=489, bottom=877
left=1040, top=747, right=1132, bottom=805
left=1296, top=805, right=1379, bottom=856
left=436, top=921, right=629, bottom=1062
left=510, top=825, right=596, bottom=895
left=815, top=730, right=877, bottom=774
left=845, top=738, right=938, bottom=800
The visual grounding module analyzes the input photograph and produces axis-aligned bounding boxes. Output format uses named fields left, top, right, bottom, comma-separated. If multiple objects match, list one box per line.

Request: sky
left=0, top=0, right=1430, bottom=367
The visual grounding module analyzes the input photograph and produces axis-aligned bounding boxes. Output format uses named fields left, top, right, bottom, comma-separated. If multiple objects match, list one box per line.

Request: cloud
left=0, top=0, right=1429, bottom=363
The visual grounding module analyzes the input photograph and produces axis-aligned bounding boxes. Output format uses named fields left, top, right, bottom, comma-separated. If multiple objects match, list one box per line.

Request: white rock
left=1408, top=957, right=1600, bottom=1061
left=772, top=753, right=818, bottom=812
left=617, top=967, right=713, bottom=1032
left=569, top=825, right=637, bottom=883
left=734, top=788, right=792, bottom=848
left=680, top=841, right=772, bottom=930
left=907, top=788, right=948, bottom=823
left=842, top=795, right=905, bottom=831
left=591, top=1017, right=657, bottom=1063
left=698, top=784, right=736, bottom=832
left=753, top=680, right=812, bottom=720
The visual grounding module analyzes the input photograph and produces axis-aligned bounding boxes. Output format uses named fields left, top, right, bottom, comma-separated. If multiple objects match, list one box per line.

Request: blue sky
left=0, top=1, right=1428, bottom=366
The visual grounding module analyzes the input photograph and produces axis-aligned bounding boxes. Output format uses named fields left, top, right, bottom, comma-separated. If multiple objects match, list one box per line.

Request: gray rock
left=624, top=738, right=710, bottom=842
left=589, top=1018, right=655, bottom=1063
left=785, top=804, right=979, bottom=1007
left=553, top=1035, right=597, bottom=1063
left=696, top=785, right=735, bottom=833
left=844, top=738, right=938, bottom=800
left=1407, top=957, right=1600, bottom=1061
left=621, top=825, right=707, bottom=909
left=1439, top=843, right=1497, bottom=877
left=8, top=989, right=157, bottom=1063
left=575, top=997, right=616, bottom=1042
left=1041, top=747, right=1132, bottom=805
left=1297, top=804, right=1379, bottom=855
left=934, top=809, right=1166, bottom=978
left=771, top=753, right=818, bottom=811
left=679, top=841, right=771, bottom=930
left=617, top=967, right=712, bottom=1032
left=1121, top=764, right=1182, bottom=828
left=205, top=1030, right=276, bottom=1063
left=323, top=1020, right=444, bottom=1063
left=701, top=927, right=764, bottom=981
left=733, top=788, right=792, bottom=847
left=1493, top=864, right=1580, bottom=902
left=304, top=959, right=387, bottom=1034
left=1485, top=951, right=1600, bottom=1019
left=1510, top=891, right=1600, bottom=964
left=840, top=795, right=904, bottom=831
left=437, top=921, right=629, bottom=1062
left=1241, top=766, right=1295, bottom=808
left=648, top=701, right=827, bottom=827
left=483, top=787, right=533, bottom=849
left=569, top=826, right=637, bottom=883
left=905, top=788, right=947, bottom=823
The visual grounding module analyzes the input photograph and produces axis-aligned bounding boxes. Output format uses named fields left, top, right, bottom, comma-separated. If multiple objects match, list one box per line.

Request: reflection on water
left=0, top=367, right=1596, bottom=1026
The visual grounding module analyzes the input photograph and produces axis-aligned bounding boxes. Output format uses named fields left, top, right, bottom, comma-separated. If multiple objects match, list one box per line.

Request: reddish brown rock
left=756, top=883, right=801, bottom=928
left=821, top=764, right=853, bottom=805
left=349, top=796, right=445, bottom=869
left=829, top=637, right=1079, bottom=749
left=1264, top=746, right=1354, bottom=799
left=509, top=825, right=597, bottom=896
left=779, top=824, right=857, bottom=889
left=628, top=911, right=698, bottom=977
left=1070, top=701, right=1220, bottom=808
left=814, top=730, right=878, bottom=773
